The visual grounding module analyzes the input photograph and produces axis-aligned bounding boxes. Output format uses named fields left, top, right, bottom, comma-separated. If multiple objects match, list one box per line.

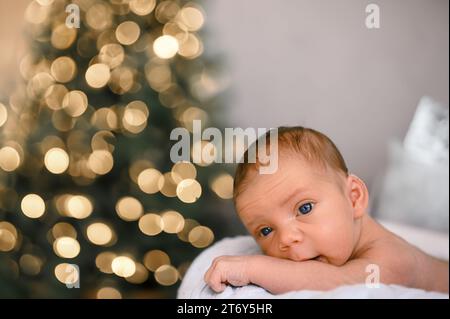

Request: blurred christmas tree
left=0, top=0, right=235, bottom=298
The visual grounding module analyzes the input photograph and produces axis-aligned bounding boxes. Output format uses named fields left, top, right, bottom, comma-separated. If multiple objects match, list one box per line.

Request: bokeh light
left=21, top=194, right=46, bottom=219
left=111, top=256, right=136, bottom=277
left=86, top=222, right=114, bottom=246
left=53, top=237, right=80, bottom=258
left=153, top=35, right=179, bottom=59
left=188, top=225, right=214, bottom=248
left=44, top=148, right=69, bottom=174
left=161, top=210, right=185, bottom=233
left=211, top=173, right=234, bottom=199
left=143, top=249, right=170, bottom=272
left=138, top=213, right=163, bottom=236
left=115, top=197, right=143, bottom=221
left=154, top=265, right=179, bottom=286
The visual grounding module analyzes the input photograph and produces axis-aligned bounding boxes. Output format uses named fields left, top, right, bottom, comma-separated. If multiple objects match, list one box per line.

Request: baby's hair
left=233, top=126, right=349, bottom=199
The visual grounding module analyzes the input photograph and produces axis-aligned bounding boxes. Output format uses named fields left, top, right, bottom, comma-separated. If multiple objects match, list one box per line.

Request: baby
left=204, top=126, right=449, bottom=294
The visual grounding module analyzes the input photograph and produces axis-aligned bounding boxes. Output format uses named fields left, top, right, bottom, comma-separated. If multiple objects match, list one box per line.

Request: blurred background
left=0, top=0, right=448, bottom=298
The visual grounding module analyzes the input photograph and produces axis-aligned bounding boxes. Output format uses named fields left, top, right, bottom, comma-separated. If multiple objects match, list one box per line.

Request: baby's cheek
left=316, top=221, right=354, bottom=257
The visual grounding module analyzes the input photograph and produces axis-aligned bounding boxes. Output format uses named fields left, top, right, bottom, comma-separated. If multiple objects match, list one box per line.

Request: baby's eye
left=259, top=227, right=272, bottom=237
left=298, top=203, right=314, bottom=215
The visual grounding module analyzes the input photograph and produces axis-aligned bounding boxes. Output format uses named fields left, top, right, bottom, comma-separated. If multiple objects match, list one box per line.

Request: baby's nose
left=278, top=226, right=304, bottom=251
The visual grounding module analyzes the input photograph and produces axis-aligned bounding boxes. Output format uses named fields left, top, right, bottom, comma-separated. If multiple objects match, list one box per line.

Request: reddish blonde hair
left=233, top=126, right=348, bottom=199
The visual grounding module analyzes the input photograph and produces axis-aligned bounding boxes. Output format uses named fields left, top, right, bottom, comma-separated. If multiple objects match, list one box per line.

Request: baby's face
left=236, top=153, right=361, bottom=266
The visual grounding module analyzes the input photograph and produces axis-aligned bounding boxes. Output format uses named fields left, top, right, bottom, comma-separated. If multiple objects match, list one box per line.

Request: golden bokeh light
left=178, top=6, right=205, bottom=31
left=21, top=194, right=46, bottom=219
left=45, top=84, right=68, bottom=110
left=158, top=172, right=178, bottom=197
left=153, top=35, right=179, bottom=59
left=155, top=1, right=180, bottom=23
left=95, top=251, right=117, bottom=274
left=0, top=146, right=21, bottom=172
left=62, top=90, right=88, bottom=117
left=91, top=107, right=118, bottom=130
left=211, top=173, right=234, bottom=199
left=27, top=72, right=54, bottom=99
left=66, top=195, right=93, bottom=219
left=99, top=43, right=125, bottom=69
left=91, top=130, right=116, bottom=153
left=163, top=21, right=188, bottom=44
left=86, top=222, right=114, bottom=246
left=51, top=24, right=77, bottom=50
left=143, top=249, right=170, bottom=272
left=0, top=103, right=7, bottom=128
left=161, top=210, right=185, bottom=234
left=109, top=66, right=135, bottom=95
left=50, top=56, right=77, bottom=83
left=19, top=254, right=42, bottom=276
left=54, top=263, right=79, bottom=285
left=115, top=21, right=140, bottom=46
left=123, top=100, right=149, bottom=127
left=145, top=63, right=172, bottom=92
left=53, top=236, right=80, bottom=258
left=138, top=213, right=163, bottom=236
left=129, top=159, right=153, bottom=183
left=178, top=33, right=203, bottom=59
left=0, top=221, right=18, bottom=239
left=111, top=256, right=136, bottom=277
left=85, top=63, right=111, bottom=88
left=125, top=262, right=149, bottom=284
left=180, top=107, right=208, bottom=132
left=176, top=179, right=202, bottom=203
left=44, top=147, right=69, bottom=174
left=88, top=150, right=114, bottom=175
left=188, top=226, right=214, bottom=248
left=86, top=3, right=113, bottom=31
left=176, top=218, right=199, bottom=242
left=25, top=0, right=50, bottom=24
left=115, top=196, right=143, bottom=221
left=192, top=140, right=217, bottom=166
left=97, top=287, right=122, bottom=299
left=130, top=0, right=156, bottom=16
left=52, top=110, right=76, bottom=132
left=171, top=161, right=196, bottom=183
left=0, top=229, right=16, bottom=252
left=52, top=222, right=77, bottom=240
left=154, top=264, right=179, bottom=286
left=137, top=168, right=162, bottom=194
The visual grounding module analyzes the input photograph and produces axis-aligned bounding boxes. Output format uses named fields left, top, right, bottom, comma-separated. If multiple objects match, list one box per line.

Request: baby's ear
left=345, top=174, right=369, bottom=218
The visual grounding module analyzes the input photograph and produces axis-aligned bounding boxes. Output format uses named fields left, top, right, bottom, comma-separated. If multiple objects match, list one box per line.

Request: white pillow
left=373, top=97, right=449, bottom=233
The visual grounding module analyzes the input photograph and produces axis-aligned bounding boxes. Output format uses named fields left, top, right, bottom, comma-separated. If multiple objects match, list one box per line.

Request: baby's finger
left=208, top=269, right=226, bottom=293
left=203, top=263, right=215, bottom=283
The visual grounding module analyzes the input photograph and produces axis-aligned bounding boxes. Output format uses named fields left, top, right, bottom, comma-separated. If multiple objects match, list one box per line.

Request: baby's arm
left=248, top=255, right=371, bottom=294
left=204, top=254, right=375, bottom=294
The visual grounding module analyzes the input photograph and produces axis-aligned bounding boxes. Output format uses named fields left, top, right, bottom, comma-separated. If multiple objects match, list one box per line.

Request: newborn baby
left=204, top=126, right=449, bottom=294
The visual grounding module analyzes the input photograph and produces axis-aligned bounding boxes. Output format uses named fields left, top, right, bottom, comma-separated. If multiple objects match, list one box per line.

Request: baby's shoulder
left=360, top=234, right=420, bottom=285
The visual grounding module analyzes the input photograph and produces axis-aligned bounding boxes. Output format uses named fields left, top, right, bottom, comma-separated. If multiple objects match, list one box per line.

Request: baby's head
left=233, top=127, right=369, bottom=266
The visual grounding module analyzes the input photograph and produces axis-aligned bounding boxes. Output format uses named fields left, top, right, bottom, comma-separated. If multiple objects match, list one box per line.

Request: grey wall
left=205, top=0, right=449, bottom=189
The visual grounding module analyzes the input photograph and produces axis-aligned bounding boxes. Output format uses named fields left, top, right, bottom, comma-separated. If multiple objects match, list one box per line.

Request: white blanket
left=177, top=235, right=448, bottom=299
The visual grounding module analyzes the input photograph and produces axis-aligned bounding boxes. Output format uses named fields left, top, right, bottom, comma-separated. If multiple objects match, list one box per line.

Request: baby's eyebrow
left=278, top=186, right=308, bottom=208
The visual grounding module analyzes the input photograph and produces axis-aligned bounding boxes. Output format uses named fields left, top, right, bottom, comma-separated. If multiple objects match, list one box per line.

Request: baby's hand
left=203, top=255, right=255, bottom=293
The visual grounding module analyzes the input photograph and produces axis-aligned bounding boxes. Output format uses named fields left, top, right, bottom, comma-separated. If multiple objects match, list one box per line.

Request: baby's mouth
left=312, top=255, right=323, bottom=262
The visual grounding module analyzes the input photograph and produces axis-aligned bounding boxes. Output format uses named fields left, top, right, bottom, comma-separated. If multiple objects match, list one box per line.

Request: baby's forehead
left=236, top=158, right=343, bottom=206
